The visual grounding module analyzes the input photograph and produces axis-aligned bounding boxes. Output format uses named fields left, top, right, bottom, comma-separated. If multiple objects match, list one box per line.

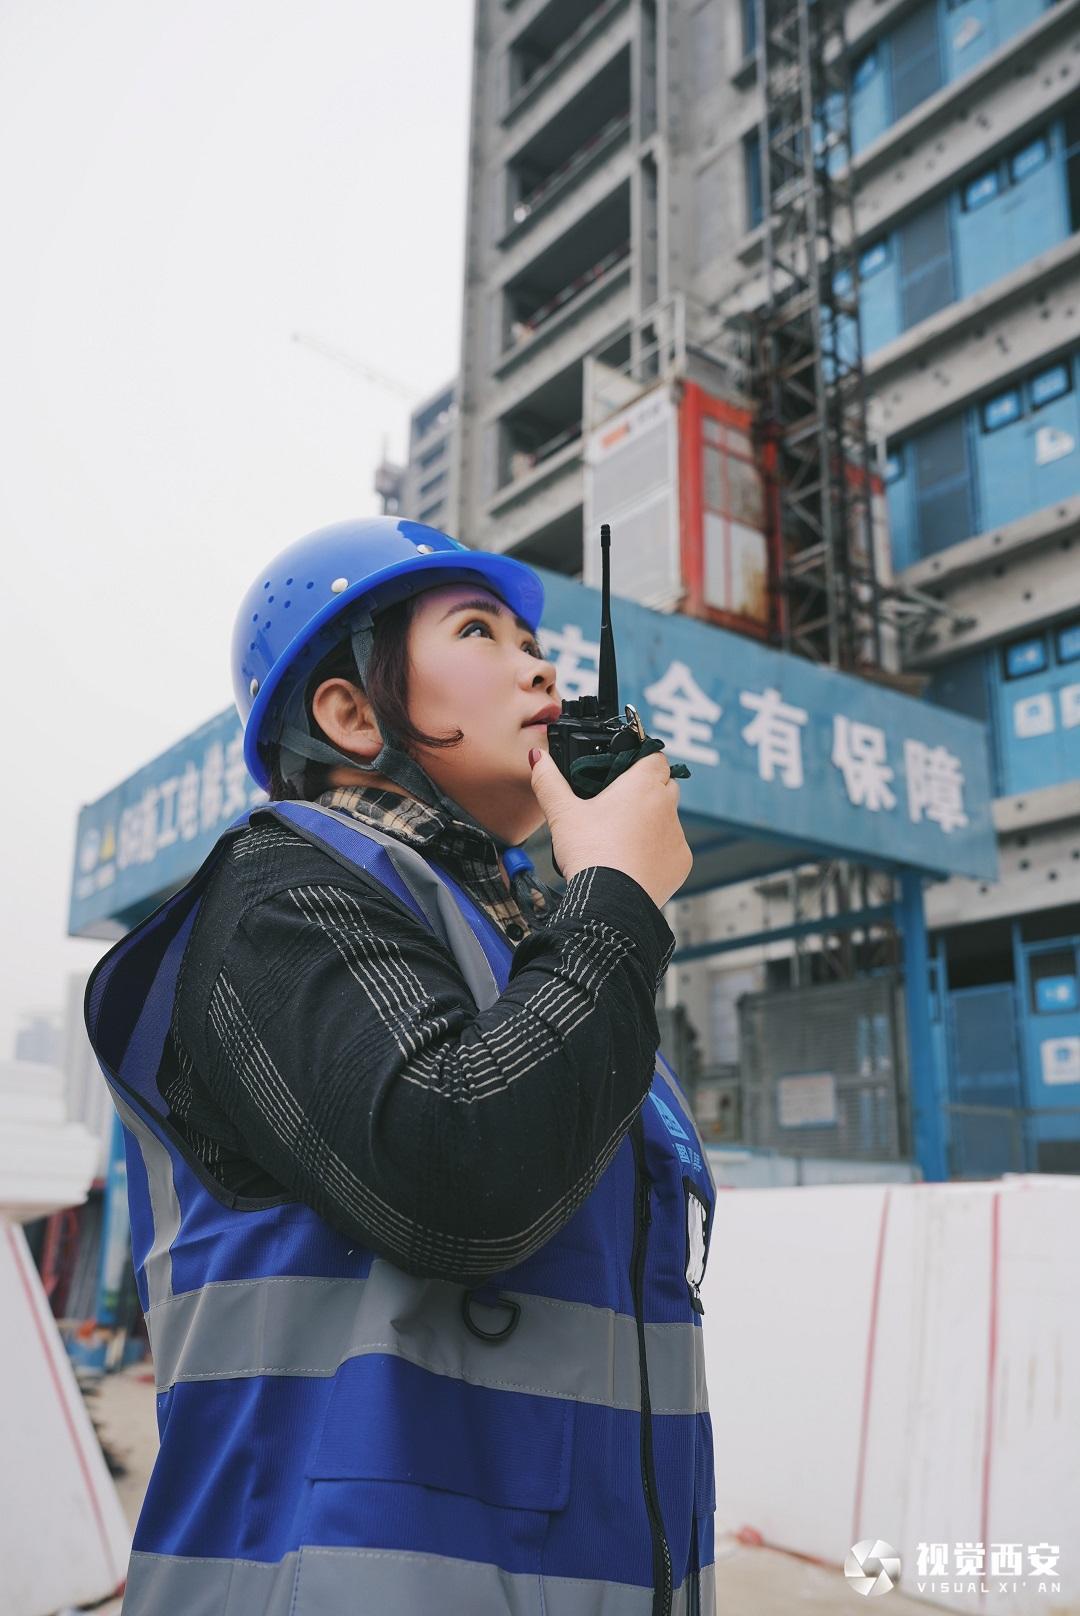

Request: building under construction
left=445, top=0, right=1080, bottom=1178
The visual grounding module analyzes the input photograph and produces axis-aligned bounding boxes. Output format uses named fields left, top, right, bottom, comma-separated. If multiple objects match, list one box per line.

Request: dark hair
left=266, top=594, right=464, bottom=801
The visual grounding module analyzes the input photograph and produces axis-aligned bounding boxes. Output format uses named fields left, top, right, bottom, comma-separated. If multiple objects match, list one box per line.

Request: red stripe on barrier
left=851, top=1188, right=892, bottom=1546
left=979, top=1190, right=1002, bottom=1610
left=5, top=1221, right=124, bottom=1591
left=734, top=1523, right=845, bottom=1573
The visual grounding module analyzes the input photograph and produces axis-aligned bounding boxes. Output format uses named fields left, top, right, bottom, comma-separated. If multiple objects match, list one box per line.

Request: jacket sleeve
left=192, top=863, right=676, bottom=1283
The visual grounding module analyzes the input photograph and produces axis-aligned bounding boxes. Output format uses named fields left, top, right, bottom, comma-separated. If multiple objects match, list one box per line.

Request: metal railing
left=504, top=420, right=584, bottom=489
left=509, top=111, right=632, bottom=231
left=508, top=239, right=631, bottom=348
left=505, top=0, right=627, bottom=122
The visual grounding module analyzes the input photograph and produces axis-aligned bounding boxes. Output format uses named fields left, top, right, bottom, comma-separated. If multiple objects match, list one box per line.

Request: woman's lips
left=522, top=704, right=562, bottom=727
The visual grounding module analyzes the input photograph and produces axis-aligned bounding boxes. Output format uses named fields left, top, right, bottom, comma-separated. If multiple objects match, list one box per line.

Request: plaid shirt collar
left=314, top=785, right=551, bottom=943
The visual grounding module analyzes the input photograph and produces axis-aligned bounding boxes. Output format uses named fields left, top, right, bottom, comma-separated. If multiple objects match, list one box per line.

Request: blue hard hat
left=232, top=516, right=546, bottom=789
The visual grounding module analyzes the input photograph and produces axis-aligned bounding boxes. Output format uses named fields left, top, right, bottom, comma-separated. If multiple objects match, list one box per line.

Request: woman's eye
left=461, top=620, right=543, bottom=658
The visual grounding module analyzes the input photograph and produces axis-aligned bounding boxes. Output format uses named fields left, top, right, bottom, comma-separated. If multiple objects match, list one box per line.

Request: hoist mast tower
left=751, top=0, right=881, bottom=675
left=748, top=0, right=892, bottom=980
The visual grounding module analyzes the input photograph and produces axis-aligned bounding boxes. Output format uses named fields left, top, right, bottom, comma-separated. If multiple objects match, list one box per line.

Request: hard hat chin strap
left=274, top=607, right=518, bottom=854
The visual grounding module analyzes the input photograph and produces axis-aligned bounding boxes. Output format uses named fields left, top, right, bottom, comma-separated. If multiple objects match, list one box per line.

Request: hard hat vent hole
left=252, top=613, right=259, bottom=623
left=249, top=642, right=255, bottom=652
left=268, top=595, right=275, bottom=604
left=306, top=581, right=315, bottom=589
left=263, top=581, right=271, bottom=590
left=284, top=601, right=291, bottom=609
left=286, top=577, right=294, bottom=586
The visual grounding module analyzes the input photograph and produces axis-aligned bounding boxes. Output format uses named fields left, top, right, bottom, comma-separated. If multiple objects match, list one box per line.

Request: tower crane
left=290, top=331, right=420, bottom=513
left=290, top=331, right=422, bottom=403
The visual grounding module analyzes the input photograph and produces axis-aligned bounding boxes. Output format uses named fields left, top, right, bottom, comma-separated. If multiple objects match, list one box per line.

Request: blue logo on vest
left=650, top=1092, right=689, bottom=1139
left=649, top=1092, right=702, bottom=1171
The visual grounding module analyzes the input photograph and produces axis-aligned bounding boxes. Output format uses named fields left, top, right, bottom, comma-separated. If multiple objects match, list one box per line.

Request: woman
left=86, top=515, right=716, bottom=1615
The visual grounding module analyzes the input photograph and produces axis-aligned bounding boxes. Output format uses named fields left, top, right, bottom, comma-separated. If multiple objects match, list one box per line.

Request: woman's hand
left=529, top=747, right=693, bottom=911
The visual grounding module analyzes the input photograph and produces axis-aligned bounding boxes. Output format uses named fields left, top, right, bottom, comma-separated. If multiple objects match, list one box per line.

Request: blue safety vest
left=85, top=801, right=717, bottom=1615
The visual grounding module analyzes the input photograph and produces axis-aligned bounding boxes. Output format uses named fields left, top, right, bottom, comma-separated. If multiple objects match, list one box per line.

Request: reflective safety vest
left=85, top=801, right=717, bottom=1616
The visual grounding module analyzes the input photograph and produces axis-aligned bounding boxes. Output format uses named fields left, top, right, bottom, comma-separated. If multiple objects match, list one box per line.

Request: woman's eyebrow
left=439, top=597, right=536, bottom=636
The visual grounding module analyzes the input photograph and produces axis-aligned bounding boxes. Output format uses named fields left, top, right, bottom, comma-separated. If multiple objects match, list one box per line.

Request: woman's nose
left=522, top=648, right=558, bottom=690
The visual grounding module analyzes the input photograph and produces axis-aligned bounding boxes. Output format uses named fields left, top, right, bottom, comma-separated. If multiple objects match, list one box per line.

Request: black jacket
left=157, top=787, right=677, bottom=1282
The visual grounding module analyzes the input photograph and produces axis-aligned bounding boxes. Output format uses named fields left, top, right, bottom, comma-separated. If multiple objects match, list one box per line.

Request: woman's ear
left=311, top=678, right=384, bottom=761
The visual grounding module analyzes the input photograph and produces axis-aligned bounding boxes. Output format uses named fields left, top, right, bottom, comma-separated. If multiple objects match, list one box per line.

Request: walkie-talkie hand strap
left=567, top=736, right=692, bottom=800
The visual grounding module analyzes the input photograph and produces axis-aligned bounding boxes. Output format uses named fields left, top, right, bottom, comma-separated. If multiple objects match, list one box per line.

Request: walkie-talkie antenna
left=596, top=524, right=619, bottom=719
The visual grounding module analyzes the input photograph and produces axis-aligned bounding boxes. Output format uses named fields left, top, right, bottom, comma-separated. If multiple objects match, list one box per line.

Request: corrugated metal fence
left=738, top=974, right=909, bottom=1161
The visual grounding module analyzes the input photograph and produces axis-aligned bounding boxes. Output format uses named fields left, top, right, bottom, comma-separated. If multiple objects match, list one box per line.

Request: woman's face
left=316, top=580, right=562, bottom=844
left=407, top=581, right=562, bottom=818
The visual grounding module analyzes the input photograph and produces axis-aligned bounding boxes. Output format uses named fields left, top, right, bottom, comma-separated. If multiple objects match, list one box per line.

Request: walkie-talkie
left=545, top=524, right=690, bottom=822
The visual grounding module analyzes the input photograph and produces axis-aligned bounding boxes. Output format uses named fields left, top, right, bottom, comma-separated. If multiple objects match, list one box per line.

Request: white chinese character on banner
left=138, top=786, right=160, bottom=862
left=117, top=787, right=159, bottom=869
left=1014, top=692, right=1054, bottom=739
left=177, top=761, right=201, bottom=841
left=1061, top=683, right=1080, bottom=730
left=740, top=687, right=808, bottom=787
left=117, top=798, right=137, bottom=868
left=904, top=740, right=969, bottom=832
left=832, top=716, right=897, bottom=811
left=201, top=742, right=224, bottom=830
left=954, top=1542, right=984, bottom=1575
left=537, top=622, right=601, bottom=702
left=156, top=776, right=180, bottom=851
left=989, top=1543, right=1024, bottom=1577
left=222, top=733, right=250, bottom=820
left=915, top=1543, right=949, bottom=1577
left=644, top=660, right=721, bottom=764
left=1028, top=1544, right=1060, bottom=1576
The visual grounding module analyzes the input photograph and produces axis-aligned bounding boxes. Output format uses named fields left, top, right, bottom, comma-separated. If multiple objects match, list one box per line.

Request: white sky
left=0, top=0, right=473, bottom=1054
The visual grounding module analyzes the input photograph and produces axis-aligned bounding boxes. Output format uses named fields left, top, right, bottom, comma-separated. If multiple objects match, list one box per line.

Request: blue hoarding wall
left=848, top=0, right=1052, bottom=159
left=886, top=345, right=1080, bottom=571
left=994, top=622, right=1080, bottom=796
left=69, top=568, right=999, bottom=936
left=852, top=114, right=1075, bottom=363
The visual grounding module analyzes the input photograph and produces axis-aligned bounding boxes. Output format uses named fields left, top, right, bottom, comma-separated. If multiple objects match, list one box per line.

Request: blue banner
left=536, top=570, right=998, bottom=884
left=69, top=707, right=265, bottom=937
left=69, top=568, right=998, bottom=935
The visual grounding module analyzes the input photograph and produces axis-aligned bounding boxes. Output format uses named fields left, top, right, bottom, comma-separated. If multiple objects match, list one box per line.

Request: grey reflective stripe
left=111, top=1091, right=180, bottom=1307
left=146, top=1258, right=707, bottom=1415
left=686, top=1561, right=716, bottom=1616
left=123, top=1547, right=715, bottom=1616
left=289, top=802, right=501, bottom=1011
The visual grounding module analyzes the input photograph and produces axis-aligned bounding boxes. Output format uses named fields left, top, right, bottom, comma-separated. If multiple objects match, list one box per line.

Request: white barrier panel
left=0, top=1057, right=101, bottom=1222
left=0, top=1219, right=130, bottom=1616
left=706, top=1144, right=919, bottom=1189
left=699, top=1174, right=1078, bottom=1612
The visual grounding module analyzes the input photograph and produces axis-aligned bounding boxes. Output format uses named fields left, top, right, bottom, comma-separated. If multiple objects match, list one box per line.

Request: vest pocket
left=683, top=1178, right=710, bottom=1316
left=307, top=1353, right=574, bottom=1512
